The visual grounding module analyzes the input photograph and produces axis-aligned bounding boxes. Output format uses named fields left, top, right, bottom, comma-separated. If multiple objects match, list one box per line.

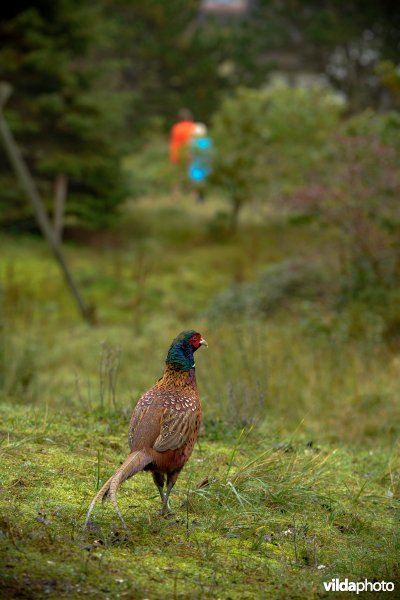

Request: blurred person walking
left=188, top=123, right=213, bottom=202
left=169, top=108, right=196, bottom=199
left=169, top=108, right=196, bottom=165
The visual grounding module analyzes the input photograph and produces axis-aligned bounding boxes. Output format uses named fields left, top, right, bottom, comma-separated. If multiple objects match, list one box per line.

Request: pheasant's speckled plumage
left=84, top=330, right=207, bottom=529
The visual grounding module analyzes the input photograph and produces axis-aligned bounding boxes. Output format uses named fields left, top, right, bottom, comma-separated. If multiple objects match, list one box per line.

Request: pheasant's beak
left=199, top=337, right=208, bottom=348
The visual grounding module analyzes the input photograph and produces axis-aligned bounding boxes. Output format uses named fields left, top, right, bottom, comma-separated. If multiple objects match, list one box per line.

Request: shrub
left=210, top=84, right=343, bottom=229
left=289, top=113, right=400, bottom=297
left=207, top=259, right=334, bottom=322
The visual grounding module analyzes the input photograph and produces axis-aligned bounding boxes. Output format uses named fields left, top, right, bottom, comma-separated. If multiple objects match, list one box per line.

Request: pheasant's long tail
left=83, top=450, right=152, bottom=529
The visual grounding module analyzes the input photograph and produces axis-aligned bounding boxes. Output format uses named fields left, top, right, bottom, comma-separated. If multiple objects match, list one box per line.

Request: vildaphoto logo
left=323, top=579, right=395, bottom=594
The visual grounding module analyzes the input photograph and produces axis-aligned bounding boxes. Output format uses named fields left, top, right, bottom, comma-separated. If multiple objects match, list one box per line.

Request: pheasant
left=84, top=330, right=207, bottom=529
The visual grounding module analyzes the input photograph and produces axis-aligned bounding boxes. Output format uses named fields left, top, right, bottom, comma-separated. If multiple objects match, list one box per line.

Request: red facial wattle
left=189, top=334, right=202, bottom=348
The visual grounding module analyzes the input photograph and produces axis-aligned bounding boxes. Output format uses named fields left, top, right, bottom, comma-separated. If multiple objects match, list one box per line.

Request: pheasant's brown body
left=130, top=366, right=201, bottom=472
left=84, top=331, right=206, bottom=529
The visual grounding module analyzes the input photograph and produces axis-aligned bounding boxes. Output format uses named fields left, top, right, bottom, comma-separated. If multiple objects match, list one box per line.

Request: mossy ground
left=1, top=403, right=398, bottom=599
left=1, top=195, right=399, bottom=598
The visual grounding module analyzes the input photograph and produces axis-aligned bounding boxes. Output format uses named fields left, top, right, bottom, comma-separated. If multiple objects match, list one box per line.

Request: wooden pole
left=0, top=82, right=93, bottom=323
left=53, top=172, right=67, bottom=245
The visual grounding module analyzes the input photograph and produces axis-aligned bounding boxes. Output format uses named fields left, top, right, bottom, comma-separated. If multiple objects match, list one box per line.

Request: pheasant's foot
left=160, top=506, right=174, bottom=517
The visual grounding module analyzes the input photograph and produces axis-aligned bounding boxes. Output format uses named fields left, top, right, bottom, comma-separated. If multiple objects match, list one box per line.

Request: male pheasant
left=84, top=330, right=207, bottom=528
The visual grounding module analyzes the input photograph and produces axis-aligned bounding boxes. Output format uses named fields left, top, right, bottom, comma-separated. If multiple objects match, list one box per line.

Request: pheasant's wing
left=129, top=396, right=153, bottom=433
left=129, top=389, right=164, bottom=449
left=153, top=407, right=198, bottom=452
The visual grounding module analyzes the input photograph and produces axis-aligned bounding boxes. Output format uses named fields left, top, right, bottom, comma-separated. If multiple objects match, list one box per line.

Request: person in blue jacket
left=188, top=123, right=213, bottom=202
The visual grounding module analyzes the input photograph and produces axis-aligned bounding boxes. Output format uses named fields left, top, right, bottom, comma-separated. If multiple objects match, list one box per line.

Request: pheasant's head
left=166, top=330, right=208, bottom=371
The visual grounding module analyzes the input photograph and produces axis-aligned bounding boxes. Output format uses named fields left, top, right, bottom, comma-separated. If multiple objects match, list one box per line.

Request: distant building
left=201, top=0, right=249, bottom=14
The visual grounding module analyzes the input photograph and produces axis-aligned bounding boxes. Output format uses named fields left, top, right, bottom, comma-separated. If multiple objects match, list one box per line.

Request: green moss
left=0, top=402, right=399, bottom=599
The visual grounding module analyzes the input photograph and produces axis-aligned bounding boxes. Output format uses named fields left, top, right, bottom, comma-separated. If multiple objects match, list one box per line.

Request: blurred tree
left=290, top=111, right=400, bottom=296
left=210, top=84, right=342, bottom=229
left=233, top=0, right=400, bottom=111
left=376, top=61, right=400, bottom=110
left=2, top=0, right=398, bottom=235
left=0, top=0, right=130, bottom=231
left=104, top=0, right=233, bottom=133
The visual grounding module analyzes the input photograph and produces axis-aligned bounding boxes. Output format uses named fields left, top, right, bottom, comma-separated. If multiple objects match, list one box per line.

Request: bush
left=210, top=84, right=343, bottom=229
left=208, top=258, right=335, bottom=322
left=289, top=111, right=400, bottom=297
left=123, top=134, right=179, bottom=198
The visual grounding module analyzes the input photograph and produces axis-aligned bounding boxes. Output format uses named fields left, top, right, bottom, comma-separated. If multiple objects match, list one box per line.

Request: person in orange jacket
left=169, top=108, right=197, bottom=164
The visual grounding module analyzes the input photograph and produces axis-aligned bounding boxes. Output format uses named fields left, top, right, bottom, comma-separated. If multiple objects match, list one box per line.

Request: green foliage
left=208, top=259, right=333, bottom=323
left=122, top=135, right=179, bottom=198
left=105, top=0, right=230, bottom=128
left=210, top=84, right=342, bottom=228
left=376, top=61, right=400, bottom=109
left=290, top=110, right=400, bottom=298
left=208, top=100, right=400, bottom=320
left=2, top=0, right=399, bottom=234
left=238, top=0, right=400, bottom=112
left=0, top=2, right=130, bottom=229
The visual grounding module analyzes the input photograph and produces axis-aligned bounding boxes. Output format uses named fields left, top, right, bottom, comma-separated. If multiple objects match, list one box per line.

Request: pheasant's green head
left=166, top=330, right=208, bottom=371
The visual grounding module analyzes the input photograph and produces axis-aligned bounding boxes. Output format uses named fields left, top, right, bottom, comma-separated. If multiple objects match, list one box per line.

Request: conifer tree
left=0, top=0, right=130, bottom=230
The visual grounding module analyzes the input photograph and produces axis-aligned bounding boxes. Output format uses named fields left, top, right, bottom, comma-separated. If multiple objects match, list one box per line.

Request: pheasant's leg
left=161, top=471, right=180, bottom=515
left=152, top=471, right=165, bottom=502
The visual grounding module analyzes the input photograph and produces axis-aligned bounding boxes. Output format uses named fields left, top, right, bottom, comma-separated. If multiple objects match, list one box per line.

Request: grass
left=1, top=193, right=399, bottom=598
left=1, top=404, right=398, bottom=599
